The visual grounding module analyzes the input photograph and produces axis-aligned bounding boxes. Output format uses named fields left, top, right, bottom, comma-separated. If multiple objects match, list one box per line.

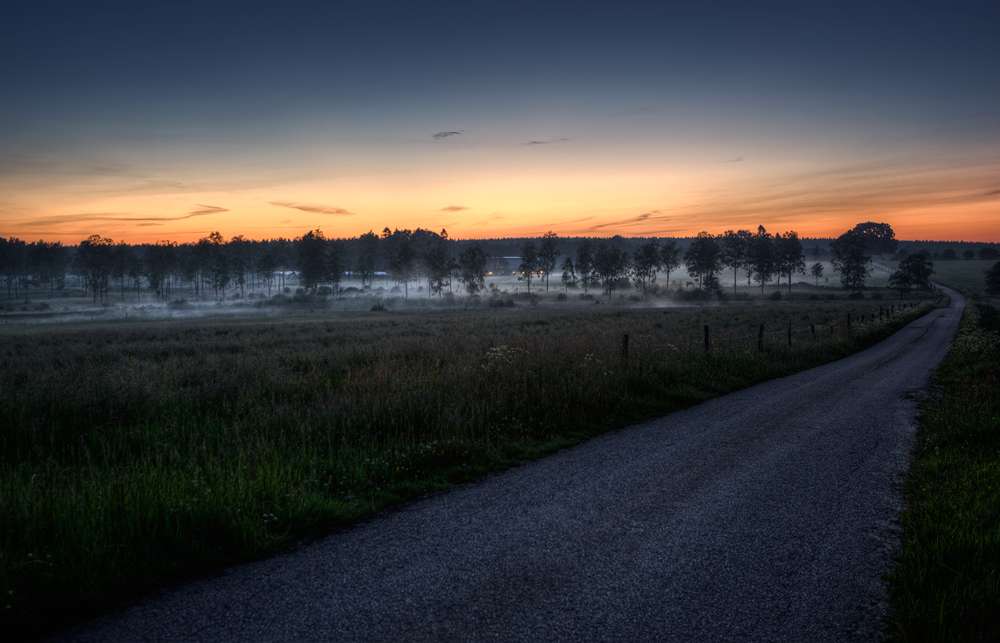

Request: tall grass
left=0, top=298, right=939, bottom=638
left=885, top=301, right=1000, bottom=641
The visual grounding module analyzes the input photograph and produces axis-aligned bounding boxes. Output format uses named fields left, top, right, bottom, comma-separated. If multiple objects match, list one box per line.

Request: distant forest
left=0, top=223, right=997, bottom=302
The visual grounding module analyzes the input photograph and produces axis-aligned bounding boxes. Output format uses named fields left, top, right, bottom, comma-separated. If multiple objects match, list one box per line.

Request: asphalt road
left=59, top=288, right=964, bottom=642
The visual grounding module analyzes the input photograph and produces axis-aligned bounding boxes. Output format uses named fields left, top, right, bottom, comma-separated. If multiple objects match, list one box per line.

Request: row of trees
left=1, top=220, right=939, bottom=302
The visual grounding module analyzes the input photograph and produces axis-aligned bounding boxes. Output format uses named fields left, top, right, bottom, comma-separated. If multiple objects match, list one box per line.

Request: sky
left=1, top=0, right=998, bottom=244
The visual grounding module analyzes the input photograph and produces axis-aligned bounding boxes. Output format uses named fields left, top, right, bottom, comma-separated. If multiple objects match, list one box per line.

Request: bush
left=370, top=303, right=387, bottom=312
left=167, top=298, right=189, bottom=308
left=768, top=290, right=782, bottom=301
left=556, top=292, right=568, bottom=301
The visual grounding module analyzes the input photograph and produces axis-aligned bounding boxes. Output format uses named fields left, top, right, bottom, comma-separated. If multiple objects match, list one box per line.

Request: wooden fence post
left=811, top=324, right=816, bottom=340
left=704, top=325, right=710, bottom=356
left=621, top=334, right=629, bottom=362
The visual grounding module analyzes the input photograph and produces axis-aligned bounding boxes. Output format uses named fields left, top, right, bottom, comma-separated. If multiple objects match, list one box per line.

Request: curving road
left=59, top=288, right=964, bottom=642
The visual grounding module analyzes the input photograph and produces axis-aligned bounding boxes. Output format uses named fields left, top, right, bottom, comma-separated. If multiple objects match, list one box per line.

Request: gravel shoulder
left=57, top=288, right=964, bottom=642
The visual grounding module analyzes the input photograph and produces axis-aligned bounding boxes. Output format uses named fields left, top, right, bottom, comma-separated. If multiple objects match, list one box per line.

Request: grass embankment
left=886, top=300, right=1000, bottom=639
left=1, top=297, right=938, bottom=639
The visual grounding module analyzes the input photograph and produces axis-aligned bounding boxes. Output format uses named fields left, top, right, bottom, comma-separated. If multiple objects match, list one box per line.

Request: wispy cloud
left=722, top=156, right=744, bottom=163
left=524, top=138, right=570, bottom=145
left=986, top=189, right=1000, bottom=196
left=433, top=131, right=462, bottom=139
left=441, top=205, right=470, bottom=211
left=269, top=201, right=353, bottom=215
left=189, top=204, right=228, bottom=216
left=19, top=205, right=227, bottom=228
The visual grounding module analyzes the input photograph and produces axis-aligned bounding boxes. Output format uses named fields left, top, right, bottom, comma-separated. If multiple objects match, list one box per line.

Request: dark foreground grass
left=0, top=297, right=938, bottom=639
left=886, top=300, right=1000, bottom=642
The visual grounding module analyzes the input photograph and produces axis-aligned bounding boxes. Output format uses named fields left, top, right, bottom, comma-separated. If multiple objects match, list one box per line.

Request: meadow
left=0, top=293, right=941, bottom=638
left=885, top=292, right=1000, bottom=640
left=881, top=258, right=996, bottom=295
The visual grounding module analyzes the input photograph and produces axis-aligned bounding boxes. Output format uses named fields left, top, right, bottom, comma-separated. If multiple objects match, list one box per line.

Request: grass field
left=881, top=259, right=996, bottom=295
left=0, top=294, right=941, bottom=639
left=885, top=294, right=1000, bottom=641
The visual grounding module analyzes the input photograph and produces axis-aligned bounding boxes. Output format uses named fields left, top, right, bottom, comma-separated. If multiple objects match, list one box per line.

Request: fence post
left=621, top=334, right=629, bottom=362
left=704, top=325, right=710, bottom=356
left=811, top=324, right=816, bottom=340
left=788, top=321, right=792, bottom=346
left=758, top=324, right=764, bottom=351
left=880, top=305, right=883, bottom=319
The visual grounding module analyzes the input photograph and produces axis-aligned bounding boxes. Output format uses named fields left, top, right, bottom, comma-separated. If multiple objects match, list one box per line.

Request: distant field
left=0, top=295, right=941, bottom=638
left=882, top=259, right=996, bottom=294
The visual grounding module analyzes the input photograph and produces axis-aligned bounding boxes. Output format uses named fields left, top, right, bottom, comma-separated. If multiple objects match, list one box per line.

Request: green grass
left=882, top=259, right=996, bottom=296
left=0, top=297, right=940, bottom=639
left=885, top=299, right=1000, bottom=641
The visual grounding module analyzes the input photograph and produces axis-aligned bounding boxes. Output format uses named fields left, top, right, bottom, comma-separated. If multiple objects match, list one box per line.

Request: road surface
left=58, top=287, right=964, bottom=642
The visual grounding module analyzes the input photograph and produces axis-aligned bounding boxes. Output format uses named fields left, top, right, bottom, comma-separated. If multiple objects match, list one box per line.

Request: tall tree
left=199, top=231, right=231, bottom=299
left=0, top=237, right=27, bottom=299
left=560, top=256, right=577, bottom=292
left=811, top=262, right=824, bottom=286
left=594, top=243, right=630, bottom=301
left=748, top=226, right=777, bottom=298
left=76, top=235, right=115, bottom=302
left=458, top=244, right=487, bottom=295
left=382, top=228, right=417, bottom=297
left=684, top=232, right=721, bottom=292
left=297, top=229, right=329, bottom=292
left=774, top=231, right=806, bottom=294
left=538, top=231, right=560, bottom=292
left=518, top=241, right=539, bottom=294
left=424, top=234, right=454, bottom=298
left=719, top=229, right=750, bottom=294
left=986, top=261, right=1000, bottom=295
left=889, top=253, right=934, bottom=297
left=631, top=240, right=661, bottom=298
left=145, top=241, right=177, bottom=300
left=830, top=228, right=872, bottom=293
left=660, top=239, right=681, bottom=290
left=356, top=231, right=379, bottom=289
left=851, top=222, right=898, bottom=257
left=576, top=240, right=597, bottom=295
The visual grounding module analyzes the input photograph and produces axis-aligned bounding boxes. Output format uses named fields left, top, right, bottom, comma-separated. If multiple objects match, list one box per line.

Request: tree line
left=0, top=220, right=946, bottom=302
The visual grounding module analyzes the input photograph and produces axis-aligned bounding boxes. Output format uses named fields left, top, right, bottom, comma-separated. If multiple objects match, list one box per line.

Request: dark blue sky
left=2, top=1, right=998, bottom=241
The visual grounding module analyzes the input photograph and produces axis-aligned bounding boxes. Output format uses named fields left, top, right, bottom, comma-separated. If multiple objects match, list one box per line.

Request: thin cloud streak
left=441, top=206, right=471, bottom=211
left=433, top=132, right=462, bottom=139
left=269, top=201, right=353, bottom=216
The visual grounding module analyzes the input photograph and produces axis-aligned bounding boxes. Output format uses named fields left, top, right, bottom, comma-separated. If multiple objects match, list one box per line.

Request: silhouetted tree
left=830, top=228, right=872, bottom=293
left=774, top=231, right=806, bottom=294
left=719, top=229, right=750, bottom=294
left=297, top=229, right=329, bottom=292
left=145, top=241, right=176, bottom=300
left=77, top=235, right=115, bottom=302
left=749, top=226, right=777, bottom=298
left=631, top=240, right=660, bottom=298
left=576, top=240, right=597, bottom=295
left=852, top=222, right=898, bottom=256
left=518, top=241, right=539, bottom=293
left=538, top=231, right=560, bottom=291
left=356, top=231, right=379, bottom=289
left=594, top=243, right=629, bottom=301
left=889, top=253, right=934, bottom=298
left=986, top=261, right=1000, bottom=295
left=660, top=239, right=681, bottom=290
left=978, top=247, right=999, bottom=261
left=0, top=237, right=27, bottom=299
left=560, top=256, right=577, bottom=292
left=458, top=245, right=487, bottom=295
left=811, top=262, right=824, bottom=286
left=684, top=232, right=721, bottom=292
